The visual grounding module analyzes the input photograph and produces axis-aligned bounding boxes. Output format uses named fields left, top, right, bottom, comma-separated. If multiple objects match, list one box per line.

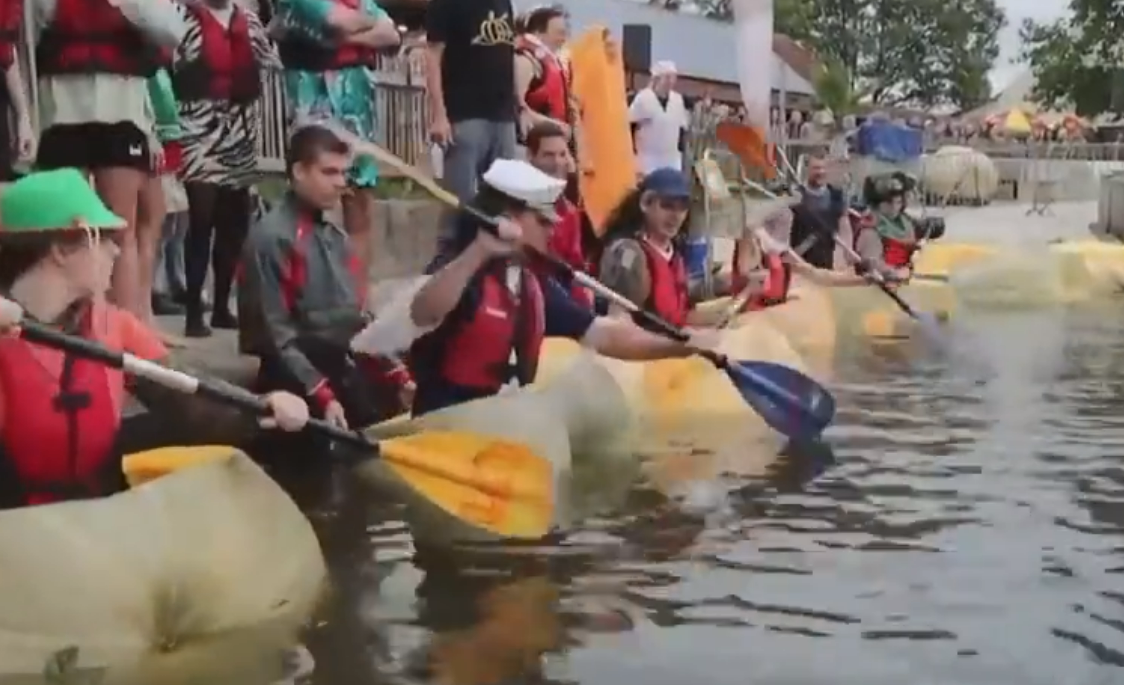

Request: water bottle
left=429, top=143, right=444, bottom=179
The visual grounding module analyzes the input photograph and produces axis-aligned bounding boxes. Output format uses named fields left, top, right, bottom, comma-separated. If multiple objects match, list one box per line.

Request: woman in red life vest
left=515, top=8, right=581, bottom=150
left=358, top=160, right=720, bottom=415
left=515, top=6, right=589, bottom=203
left=524, top=120, right=593, bottom=307
left=595, top=168, right=702, bottom=327
left=730, top=222, right=871, bottom=314
left=0, top=0, right=33, bottom=182
left=170, top=0, right=280, bottom=337
left=33, top=0, right=186, bottom=319
left=274, top=0, right=401, bottom=303
left=853, top=173, right=922, bottom=284
left=0, top=169, right=309, bottom=510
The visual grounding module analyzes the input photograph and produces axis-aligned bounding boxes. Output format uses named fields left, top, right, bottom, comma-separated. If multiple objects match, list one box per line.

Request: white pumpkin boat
left=0, top=447, right=326, bottom=684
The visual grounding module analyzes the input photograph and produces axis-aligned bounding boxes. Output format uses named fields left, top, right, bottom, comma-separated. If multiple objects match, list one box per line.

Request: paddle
left=771, top=149, right=949, bottom=342
left=15, top=319, right=555, bottom=539
left=344, top=138, right=835, bottom=440
left=742, top=177, right=948, bottom=344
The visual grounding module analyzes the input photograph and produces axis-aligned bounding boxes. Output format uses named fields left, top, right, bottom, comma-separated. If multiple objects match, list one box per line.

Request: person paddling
left=853, top=174, right=922, bottom=283
left=0, top=169, right=310, bottom=510
left=730, top=223, right=872, bottom=313
left=238, top=125, right=413, bottom=430
left=595, top=168, right=727, bottom=326
left=370, top=159, right=719, bottom=416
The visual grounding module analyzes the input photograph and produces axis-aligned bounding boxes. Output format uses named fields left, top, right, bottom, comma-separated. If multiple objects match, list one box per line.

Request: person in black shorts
left=32, top=0, right=185, bottom=317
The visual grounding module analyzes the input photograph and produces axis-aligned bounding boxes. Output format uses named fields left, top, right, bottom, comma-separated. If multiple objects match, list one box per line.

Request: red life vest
left=516, top=36, right=567, bottom=122
left=173, top=4, right=261, bottom=104
left=158, top=140, right=184, bottom=176
left=438, top=265, right=546, bottom=392
left=35, top=0, right=162, bottom=78
left=0, top=305, right=127, bottom=507
left=548, top=198, right=592, bottom=307
left=277, top=0, right=377, bottom=72
left=0, top=0, right=22, bottom=70
left=239, top=211, right=367, bottom=311
left=744, top=253, right=790, bottom=311
left=639, top=239, right=689, bottom=327
left=854, top=223, right=916, bottom=269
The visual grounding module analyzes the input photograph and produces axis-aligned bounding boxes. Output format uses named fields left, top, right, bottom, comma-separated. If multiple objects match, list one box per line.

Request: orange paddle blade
left=122, top=445, right=241, bottom=487
left=716, top=122, right=776, bottom=178
left=377, top=431, right=555, bottom=540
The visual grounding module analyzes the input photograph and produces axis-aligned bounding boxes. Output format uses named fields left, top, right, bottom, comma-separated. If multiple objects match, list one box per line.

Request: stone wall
left=367, top=199, right=447, bottom=279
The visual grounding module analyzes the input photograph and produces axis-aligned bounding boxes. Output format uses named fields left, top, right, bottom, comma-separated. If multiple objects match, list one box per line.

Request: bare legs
left=92, top=167, right=146, bottom=316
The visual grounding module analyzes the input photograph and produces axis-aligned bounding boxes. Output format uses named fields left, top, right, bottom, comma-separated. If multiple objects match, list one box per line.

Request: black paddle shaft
left=19, top=320, right=375, bottom=451
left=468, top=205, right=720, bottom=358
left=471, top=206, right=715, bottom=340
left=786, top=185, right=922, bottom=322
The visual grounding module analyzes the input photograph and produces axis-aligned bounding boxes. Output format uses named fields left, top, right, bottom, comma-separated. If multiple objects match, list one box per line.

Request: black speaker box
left=621, top=23, right=652, bottom=73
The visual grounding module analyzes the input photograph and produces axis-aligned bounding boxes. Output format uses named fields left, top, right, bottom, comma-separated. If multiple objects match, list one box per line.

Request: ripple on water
left=244, top=308, right=1124, bottom=685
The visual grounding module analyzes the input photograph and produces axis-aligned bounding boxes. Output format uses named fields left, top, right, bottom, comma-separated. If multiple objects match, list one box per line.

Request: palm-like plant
left=812, top=57, right=860, bottom=119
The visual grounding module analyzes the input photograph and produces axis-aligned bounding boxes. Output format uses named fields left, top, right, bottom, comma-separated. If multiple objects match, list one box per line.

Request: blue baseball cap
left=640, top=167, right=691, bottom=199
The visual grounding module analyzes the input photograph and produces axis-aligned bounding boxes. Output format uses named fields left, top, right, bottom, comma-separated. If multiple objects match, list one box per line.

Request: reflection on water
left=280, top=304, right=1124, bottom=685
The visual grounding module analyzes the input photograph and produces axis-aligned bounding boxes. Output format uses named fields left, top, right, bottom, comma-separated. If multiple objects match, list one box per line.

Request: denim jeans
left=435, top=119, right=518, bottom=252
left=154, top=211, right=187, bottom=297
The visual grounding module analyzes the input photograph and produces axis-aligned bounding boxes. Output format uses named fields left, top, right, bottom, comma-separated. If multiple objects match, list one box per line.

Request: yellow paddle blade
left=861, top=309, right=900, bottom=339
left=378, top=431, right=555, bottom=540
left=121, top=444, right=240, bottom=487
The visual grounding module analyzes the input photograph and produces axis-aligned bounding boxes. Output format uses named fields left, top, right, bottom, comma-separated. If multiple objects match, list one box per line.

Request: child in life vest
left=0, top=169, right=310, bottom=509
left=730, top=208, right=873, bottom=313
left=854, top=174, right=925, bottom=283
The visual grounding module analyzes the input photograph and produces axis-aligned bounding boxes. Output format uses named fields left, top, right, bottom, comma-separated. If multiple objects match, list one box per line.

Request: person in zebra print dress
left=170, top=0, right=280, bottom=337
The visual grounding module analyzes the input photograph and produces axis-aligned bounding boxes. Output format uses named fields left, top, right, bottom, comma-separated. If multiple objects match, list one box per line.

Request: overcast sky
left=993, top=0, right=1069, bottom=89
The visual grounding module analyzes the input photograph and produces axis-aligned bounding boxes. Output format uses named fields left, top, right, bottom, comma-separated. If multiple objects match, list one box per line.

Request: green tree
left=652, top=0, right=812, bottom=37
left=812, top=57, right=861, bottom=116
left=668, top=0, right=1004, bottom=108
left=1020, top=0, right=1124, bottom=116
left=818, top=0, right=1002, bottom=107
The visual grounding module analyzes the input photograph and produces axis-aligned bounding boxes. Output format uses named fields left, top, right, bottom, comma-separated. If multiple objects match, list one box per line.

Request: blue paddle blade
left=724, top=360, right=836, bottom=440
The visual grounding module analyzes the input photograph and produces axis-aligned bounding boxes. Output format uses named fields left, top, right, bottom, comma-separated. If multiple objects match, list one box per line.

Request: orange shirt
left=0, top=302, right=167, bottom=429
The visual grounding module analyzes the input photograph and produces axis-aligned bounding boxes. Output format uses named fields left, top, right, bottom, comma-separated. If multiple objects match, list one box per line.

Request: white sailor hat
left=481, top=158, right=566, bottom=223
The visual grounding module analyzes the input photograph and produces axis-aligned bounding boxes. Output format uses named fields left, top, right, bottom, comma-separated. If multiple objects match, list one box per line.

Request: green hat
left=0, top=168, right=126, bottom=237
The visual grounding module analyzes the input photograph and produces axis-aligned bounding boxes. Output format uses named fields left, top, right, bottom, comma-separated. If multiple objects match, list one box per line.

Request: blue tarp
left=854, top=122, right=923, bottom=163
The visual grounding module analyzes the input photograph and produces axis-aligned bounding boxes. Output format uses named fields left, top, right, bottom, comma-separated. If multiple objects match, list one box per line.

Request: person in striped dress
left=169, top=0, right=279, bottom=337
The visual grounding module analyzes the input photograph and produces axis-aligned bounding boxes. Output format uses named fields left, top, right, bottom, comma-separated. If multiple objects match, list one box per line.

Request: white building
left=550, top=0, right=816, bottom=103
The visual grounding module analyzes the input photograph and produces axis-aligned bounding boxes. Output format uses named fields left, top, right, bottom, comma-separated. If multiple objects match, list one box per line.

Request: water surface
left=270, top=302, right=1124, bottom=685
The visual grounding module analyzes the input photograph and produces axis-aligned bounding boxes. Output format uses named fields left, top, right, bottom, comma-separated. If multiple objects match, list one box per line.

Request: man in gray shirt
left=238, top=125, right=413, bottom=429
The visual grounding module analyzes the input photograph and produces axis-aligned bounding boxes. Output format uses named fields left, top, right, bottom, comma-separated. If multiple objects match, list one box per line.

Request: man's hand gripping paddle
left=16, top=319, right=555, bottom=540
left=345, top=137, right=836, bottom=441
